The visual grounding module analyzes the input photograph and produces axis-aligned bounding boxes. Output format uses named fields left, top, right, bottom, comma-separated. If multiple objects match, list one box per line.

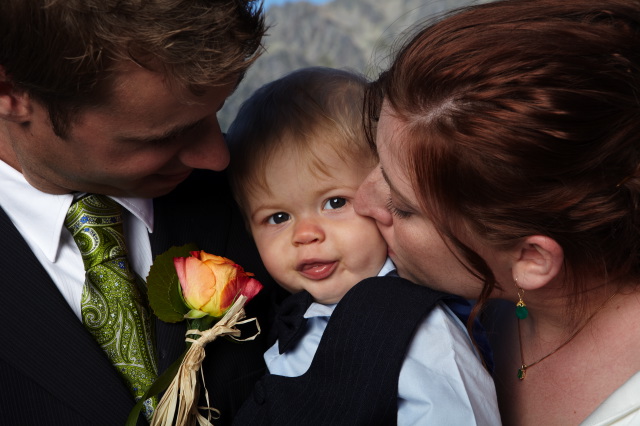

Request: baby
left=227, top=67, right=499, bottom=425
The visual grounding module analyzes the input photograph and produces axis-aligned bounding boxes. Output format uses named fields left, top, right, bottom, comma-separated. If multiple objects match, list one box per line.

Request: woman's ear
left=0, top=67, right=32, bottom=123
left=511, top=235, right=563, bottom=290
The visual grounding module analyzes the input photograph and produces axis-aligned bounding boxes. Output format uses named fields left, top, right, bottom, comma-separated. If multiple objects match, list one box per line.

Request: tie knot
left=65, top=194, right=127, bottom=269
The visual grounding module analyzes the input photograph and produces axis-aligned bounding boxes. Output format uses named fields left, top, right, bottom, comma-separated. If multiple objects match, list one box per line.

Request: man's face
left=3, top=61, right=235, bottom=197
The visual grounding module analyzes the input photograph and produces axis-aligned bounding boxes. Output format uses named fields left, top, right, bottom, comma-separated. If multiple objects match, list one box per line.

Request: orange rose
left=174, top=251, right=262, bottom=319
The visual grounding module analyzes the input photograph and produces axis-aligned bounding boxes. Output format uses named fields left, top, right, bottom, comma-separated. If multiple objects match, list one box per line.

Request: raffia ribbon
left=150, top=295, right=260, bottom=426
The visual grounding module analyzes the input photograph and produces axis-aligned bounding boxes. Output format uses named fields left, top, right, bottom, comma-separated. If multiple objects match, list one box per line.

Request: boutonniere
left=127, top=245, right=263, bottom=426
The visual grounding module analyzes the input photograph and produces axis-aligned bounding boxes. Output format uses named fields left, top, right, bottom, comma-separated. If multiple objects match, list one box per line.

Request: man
left=0, top=1, right=274, bottom=424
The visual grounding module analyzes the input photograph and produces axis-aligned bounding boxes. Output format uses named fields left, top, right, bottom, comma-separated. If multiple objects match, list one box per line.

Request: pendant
left=516, top=301, right=529, bottom=319
left=517, top=365, right=527, bottom=380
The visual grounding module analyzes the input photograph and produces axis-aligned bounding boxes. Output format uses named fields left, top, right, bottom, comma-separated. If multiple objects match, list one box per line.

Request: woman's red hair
left=369, top=0, right=640, bottom=317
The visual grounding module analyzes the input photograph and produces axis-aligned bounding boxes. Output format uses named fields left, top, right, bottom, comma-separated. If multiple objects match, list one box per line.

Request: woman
left=355, top=0, right=640, bottom=424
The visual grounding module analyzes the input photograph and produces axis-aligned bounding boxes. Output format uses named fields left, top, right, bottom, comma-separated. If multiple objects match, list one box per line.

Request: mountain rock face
left=219, top=0, right=488, bottom=129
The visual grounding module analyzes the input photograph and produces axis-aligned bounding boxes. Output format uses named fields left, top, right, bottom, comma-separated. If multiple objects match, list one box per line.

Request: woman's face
left=354, top=102, right=487, bottom=299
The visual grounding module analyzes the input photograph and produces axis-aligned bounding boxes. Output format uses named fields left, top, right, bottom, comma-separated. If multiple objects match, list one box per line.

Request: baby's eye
left=267, top=212, right=290, bottom=225
left=323, top=197, right=347, bottom=210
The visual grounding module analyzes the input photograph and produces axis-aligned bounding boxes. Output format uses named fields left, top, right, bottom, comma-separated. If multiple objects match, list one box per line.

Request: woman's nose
left=355, top=166, right=393, bottom=227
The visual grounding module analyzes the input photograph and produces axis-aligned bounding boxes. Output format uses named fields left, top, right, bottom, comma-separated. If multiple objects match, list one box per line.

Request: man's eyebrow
left=120, top=119, right=204, bottom=143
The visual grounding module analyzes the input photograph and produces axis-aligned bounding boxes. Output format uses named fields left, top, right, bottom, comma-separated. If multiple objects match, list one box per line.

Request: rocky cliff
left=219, top=0, right=488, bottom=129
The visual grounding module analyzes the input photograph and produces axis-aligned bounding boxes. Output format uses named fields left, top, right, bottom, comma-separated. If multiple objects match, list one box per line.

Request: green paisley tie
left=65, top=194, right=157, bottom=421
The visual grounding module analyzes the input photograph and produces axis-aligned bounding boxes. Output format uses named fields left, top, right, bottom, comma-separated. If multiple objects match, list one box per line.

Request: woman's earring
left=515, top=279, right=528, bottom=319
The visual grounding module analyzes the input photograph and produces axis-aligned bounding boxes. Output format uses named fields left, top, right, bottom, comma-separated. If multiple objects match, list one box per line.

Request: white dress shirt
left=0, top=160, right=154, bottom=319
left=264, top=259, right=501, bottom=425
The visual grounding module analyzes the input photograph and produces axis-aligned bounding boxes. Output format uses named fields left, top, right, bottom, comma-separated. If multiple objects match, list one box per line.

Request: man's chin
left=34, top=170, right=194, bottom=198
left=130, top=184, right=183, bottom=199
left=126, top=171, right=194, bottom=198
left=78, top=182, right=182, bottom=199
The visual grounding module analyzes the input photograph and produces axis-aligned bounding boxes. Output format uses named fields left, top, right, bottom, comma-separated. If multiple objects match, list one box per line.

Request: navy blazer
left=0, top=170, right=276, bottom=425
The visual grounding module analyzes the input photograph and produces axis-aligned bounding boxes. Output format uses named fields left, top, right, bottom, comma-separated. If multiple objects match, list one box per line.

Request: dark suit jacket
left=0, top=170, right=276, bottom=425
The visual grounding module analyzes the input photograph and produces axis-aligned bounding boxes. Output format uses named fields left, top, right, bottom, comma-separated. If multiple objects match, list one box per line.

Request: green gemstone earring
left=515, top=282, right=528, bottom=319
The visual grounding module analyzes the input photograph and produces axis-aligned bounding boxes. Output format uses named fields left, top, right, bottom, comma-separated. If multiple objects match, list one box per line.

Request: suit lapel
left=0, top=207, right=137, bottom=425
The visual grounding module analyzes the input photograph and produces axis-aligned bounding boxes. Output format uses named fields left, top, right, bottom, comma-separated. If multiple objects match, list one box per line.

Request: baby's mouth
left=297, top=261, right=338, bottom=280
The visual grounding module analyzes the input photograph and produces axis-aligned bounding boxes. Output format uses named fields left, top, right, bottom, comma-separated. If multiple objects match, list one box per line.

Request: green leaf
left=146, top=244, right=197, bottom=322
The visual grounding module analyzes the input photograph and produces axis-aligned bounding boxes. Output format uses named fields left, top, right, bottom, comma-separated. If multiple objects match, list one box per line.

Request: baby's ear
left=511, top=235, right=563, bottom=290
left=0, top=67, right=32, bottom=123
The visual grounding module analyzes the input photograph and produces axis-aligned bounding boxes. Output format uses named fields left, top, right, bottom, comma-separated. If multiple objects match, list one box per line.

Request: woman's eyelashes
left=386, top=197, right=412, bottom=219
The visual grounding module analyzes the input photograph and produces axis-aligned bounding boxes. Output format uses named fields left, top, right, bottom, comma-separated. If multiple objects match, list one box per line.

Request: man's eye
left=267, top=212, right=290, bottom=225
left=323, top=197, right=347, bottom=210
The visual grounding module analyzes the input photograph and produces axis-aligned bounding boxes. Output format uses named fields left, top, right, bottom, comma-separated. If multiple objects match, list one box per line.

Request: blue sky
left=263, top=0, right=329, bottom=9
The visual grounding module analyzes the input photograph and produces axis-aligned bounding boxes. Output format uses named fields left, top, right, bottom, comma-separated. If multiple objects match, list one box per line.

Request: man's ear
left=512, top=235, right=563, bottom=291
left=0, top=67, right=32, bottom=122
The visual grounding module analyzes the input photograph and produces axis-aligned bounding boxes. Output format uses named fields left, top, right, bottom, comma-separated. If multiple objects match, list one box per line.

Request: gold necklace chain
left=517, top=292, right=616, bottom=380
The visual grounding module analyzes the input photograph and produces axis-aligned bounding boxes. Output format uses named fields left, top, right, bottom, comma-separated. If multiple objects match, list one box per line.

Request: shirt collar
left=304, top=302, right=337, bottom=318
left=0, top=160, right=154, bottom=263
left=113, top=196, right=154, bottom=233
left=378, top=257, right=396, bottom=276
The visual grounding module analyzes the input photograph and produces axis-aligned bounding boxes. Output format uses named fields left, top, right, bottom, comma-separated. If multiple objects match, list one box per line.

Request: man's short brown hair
left=0, top=0, right=266, bottom=137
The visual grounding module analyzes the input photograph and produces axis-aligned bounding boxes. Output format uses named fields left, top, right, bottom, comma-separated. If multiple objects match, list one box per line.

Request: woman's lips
left=297, top=261, right=338, bottom=280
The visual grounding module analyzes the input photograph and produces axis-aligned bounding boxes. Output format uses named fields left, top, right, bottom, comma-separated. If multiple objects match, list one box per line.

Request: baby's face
left=246, top=146, right=387, bottom=304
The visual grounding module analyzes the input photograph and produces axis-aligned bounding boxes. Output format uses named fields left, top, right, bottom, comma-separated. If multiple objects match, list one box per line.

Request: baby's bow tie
left=275, top=290, right=314, bottom=354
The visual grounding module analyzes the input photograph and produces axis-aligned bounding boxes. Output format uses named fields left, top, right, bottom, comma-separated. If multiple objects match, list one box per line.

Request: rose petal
left=179, top=256, right=217, bottom=310
left=218, top=266, right=246, bottom=310
left=241, top=278, right=263, bottom=302
left=198, top=251, right=234, bottom=266
left=174, top=256, right=188, bottom=290
left=210, top=262, right=238, bottom=292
